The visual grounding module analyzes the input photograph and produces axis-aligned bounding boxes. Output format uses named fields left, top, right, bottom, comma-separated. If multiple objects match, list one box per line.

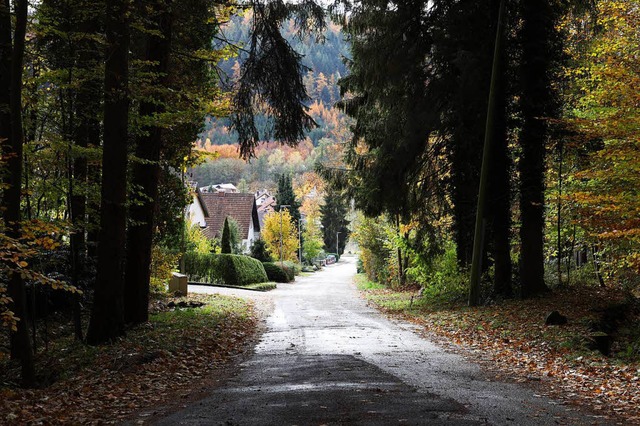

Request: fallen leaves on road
left=0, top=294, right=258, bottom=425
left=362, top=286, right=640, bottom=424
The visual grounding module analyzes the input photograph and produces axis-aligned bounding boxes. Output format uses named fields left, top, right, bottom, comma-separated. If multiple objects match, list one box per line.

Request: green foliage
left=302, top=218, right=323, bottom=263
left=244, top=282, right=277, bottom=291
left=262, top=262, right=292, bottom=283
left=276, top=174, right=301, bottom=223
left=217, top=254, right=268, bottom=286
left=407, top=242, right=469, bottom=304
left=320, top=192, right=350, bottom=256
left=183, top=252, right=223, bottom=284
left=250, top=238, right=272, bottom=262
left=282, top=260, right=301, bottom=277
left=150, top=245, right=179, bottom=293
left=221, top=217, right=232, bottom=254
left=185, top=223, right=212, bottom=255
left=184, top=252, right=268, bottom=286
left=352, top=215, right=394, bottom=285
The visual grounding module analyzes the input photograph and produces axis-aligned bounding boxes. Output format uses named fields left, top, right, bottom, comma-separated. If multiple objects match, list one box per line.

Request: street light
left=336, top=231, right=341, bottom=262
left=279, top=205, right=290, bottom=268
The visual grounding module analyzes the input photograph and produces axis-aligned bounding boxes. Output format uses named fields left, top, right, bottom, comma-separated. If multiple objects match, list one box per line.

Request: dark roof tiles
left=198, top=192, right=259, bottom=239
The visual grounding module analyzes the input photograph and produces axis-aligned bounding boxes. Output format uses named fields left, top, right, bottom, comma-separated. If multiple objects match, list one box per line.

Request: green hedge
left=262, top=262, right=292, bottom=283
left=183, top=252, right=223, bottom=284
left=218, top=254, right=268, bottom=286
left=184, top=252, right=268, bottom=286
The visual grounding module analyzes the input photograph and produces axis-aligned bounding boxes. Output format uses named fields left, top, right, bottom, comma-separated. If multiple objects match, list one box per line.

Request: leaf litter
left=362, top=286, right=640, bottom=425
left=0, top=294, right=258, bottom=425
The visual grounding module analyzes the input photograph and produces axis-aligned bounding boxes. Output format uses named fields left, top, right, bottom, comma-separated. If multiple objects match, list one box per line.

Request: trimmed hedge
left=218, top=254, right=268, bottom=286
left=262, top=262, right=292, bottom=283
left=184, top=252, right=268, bottom=286
left=183, top=252, right=223, bottom=284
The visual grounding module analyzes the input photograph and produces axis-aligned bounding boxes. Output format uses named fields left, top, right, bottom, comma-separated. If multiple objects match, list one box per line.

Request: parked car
left=326, top=254, right=336, bottom=265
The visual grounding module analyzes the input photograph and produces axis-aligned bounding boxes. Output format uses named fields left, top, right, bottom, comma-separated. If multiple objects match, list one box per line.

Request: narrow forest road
left=157, top=257, right=607, bottom=426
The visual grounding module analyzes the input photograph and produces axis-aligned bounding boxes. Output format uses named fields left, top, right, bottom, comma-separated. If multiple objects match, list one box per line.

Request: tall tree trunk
left=1, top=0, right=36, bottom=386
left=468, top=0, right=506, bottom=306
left=69, top=2, right=103, bottom=340
left=86, top=0, right=130, bottom=345
left=124, top=1, right=172, bottom=325
left=488, top=0, right=512, bottom=298
left=518, top=0, right=557, bottom=298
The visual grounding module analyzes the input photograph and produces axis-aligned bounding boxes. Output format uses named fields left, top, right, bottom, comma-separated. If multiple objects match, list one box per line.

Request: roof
left=197, top=192, right=260, bottom=240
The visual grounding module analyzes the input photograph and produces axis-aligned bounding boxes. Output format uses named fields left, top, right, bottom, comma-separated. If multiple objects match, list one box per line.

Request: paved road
left=159, top=257, right=607, bottom=426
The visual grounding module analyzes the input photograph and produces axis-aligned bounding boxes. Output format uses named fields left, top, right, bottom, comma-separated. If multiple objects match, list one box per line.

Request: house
left=200, top=183, right=238, bottom=194
left=187, top=190, right=261, bottom=253
left=255, top=189, right=277, bottom=230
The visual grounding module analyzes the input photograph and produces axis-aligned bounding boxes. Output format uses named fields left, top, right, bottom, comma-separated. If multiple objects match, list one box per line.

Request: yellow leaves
left=261, top=210, right=299, bottom=262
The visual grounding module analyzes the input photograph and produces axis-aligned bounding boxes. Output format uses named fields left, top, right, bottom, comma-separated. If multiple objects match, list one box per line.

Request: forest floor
left=357, top=276, right=640, bottom=424
left=0, top=293, right=259, bottom=425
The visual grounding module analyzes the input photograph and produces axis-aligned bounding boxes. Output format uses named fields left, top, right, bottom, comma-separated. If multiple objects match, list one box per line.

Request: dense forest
left=190, top=12, right=350, bottom=192
left=321, top=0, right=639, bottom=306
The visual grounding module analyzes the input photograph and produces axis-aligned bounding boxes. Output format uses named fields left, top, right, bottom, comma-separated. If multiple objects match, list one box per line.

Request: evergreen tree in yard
left=221, top=217, right=233, bottom=254
left=250, top=238, right=272, bottom=262
left=320, top=194, right=350, bottom=257
left=275, top=174, right=301, bottom=223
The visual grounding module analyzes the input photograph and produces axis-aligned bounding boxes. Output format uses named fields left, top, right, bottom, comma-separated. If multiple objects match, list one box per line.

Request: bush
left=282, top=261, right=301, bottom=276
left=250, top=238, right=272, bottom=262
left=184, top=253, right=268, bottom=286
left=183, top=252, right=223, bottom=284
left=217, top=254, right=268, bottom=286
left=262, top=262, right=292, bottom=283
left=150, top=246, right=180, bottom=293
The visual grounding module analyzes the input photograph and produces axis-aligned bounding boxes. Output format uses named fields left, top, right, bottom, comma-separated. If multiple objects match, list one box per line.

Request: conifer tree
left=221, top=217, right=233, bottom=254
left=320, top=193, right=350, bottom=257
left=275, top=174, right=301, bottom=223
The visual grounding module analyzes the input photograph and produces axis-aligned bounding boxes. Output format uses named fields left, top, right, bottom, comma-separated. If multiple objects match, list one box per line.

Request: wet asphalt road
left=157, top=257, right=607, bottom=426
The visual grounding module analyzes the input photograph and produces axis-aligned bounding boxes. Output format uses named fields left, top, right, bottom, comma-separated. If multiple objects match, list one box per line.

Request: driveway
left=160, top=257, right=607, bottom=425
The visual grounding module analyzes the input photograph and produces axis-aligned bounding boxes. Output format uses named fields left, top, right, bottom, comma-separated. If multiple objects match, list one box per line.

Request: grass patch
left=0, top=293, right=257, bottom=424
left=354, top=274, right=386, bottom=290
left=244, top=282, right=277, bottom=291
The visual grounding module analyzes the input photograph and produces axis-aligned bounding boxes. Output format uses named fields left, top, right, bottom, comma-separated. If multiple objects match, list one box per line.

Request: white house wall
left=187, top=195, right=207, bottom=227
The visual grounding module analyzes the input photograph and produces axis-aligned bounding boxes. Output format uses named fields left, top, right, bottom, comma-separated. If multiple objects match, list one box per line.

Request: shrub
left=250, top=238, right=272, bottom=262
left=262, top=262, right=292, bottom=283
left=150, top=246, right=180, bottom=293
left=217, top=254, right=268, bottom=286
left=282, top=260, right=301, bottom=276
left=184, top=252, right=268, bottom=286
left=183, top=252, right=223, bottom=284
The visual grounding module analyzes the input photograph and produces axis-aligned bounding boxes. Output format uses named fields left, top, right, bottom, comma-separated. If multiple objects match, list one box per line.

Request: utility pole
left=279, top=205, right=290, bottom=268
left=336, top=231, right=341, bottom=262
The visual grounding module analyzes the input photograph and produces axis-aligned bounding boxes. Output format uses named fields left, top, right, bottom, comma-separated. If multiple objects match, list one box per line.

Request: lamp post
left=298, top=219, right=302, bottom=263
left=279, top=205, right=290, bottom=268
left=336, top=231, right=341, bottom=262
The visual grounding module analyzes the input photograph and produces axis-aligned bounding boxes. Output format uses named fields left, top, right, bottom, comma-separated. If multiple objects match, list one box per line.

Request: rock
left=587, top=332, right=612, bottom=356
left=545, top=311, right=568, bottom=326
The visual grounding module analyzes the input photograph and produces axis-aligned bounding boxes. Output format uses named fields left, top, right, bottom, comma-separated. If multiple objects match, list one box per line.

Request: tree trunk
left=124, top=0, right=172, bottom=324
left=1, top=0, right=36, bottom=386
left=86, top=0, right=130, bottom=345
left=488, top=0, right=512, bottom=298
left=518, top=0, right=557, bottom=298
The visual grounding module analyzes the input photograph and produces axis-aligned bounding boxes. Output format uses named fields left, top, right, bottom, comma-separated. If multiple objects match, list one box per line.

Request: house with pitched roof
left=187, top=190, right=261, bottom=253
